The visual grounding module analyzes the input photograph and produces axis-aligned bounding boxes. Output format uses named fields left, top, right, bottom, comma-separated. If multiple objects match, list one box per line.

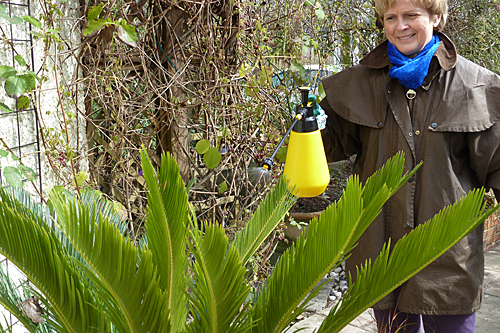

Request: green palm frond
left=251, top=153, right=417, bottom=333
left=79, top=188, right=129, bottom=236
left=0, top=318, right=13, bottom=333
left=0, top=187, right=125, bottom=332
left=0, top=267, right=38, bottom=333
left=0, top=186, right=140, bottom=332
left=0, top=190, right=108, bottom=333
left=50, top=191, right=170, bottom=333
left=140, top=148, right=189, bottom=331
left=232, top=177, right=296, bottom=265
left=4, top=186, right=127, bottom=262
left=318, top=188, right=498, bottom=332
left=349, top=153, right=421, bottom=245
left=4, top=186, right=84, bottom=264
left=187, top=217, right=252, bottom=333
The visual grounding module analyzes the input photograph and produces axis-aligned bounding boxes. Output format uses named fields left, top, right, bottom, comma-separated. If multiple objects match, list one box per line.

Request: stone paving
left=290, top=246, right=500, bottom=332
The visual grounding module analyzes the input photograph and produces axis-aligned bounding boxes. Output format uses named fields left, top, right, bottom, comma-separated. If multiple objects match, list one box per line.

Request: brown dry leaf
left=100, top=25, right=115, bottom=42
left=18, top=296, right=45, bottom=324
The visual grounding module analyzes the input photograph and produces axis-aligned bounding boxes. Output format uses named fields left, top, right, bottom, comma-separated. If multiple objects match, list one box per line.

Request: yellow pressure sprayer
left=262, top=87, right=330, bottom=197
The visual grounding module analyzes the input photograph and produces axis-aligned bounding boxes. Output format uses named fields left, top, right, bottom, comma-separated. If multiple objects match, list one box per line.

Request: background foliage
left=1, top=0, right=499, bottom=234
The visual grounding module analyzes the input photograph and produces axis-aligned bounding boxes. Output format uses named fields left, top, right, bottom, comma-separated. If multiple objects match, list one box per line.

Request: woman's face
left=383, top=0, right=441, bottom=57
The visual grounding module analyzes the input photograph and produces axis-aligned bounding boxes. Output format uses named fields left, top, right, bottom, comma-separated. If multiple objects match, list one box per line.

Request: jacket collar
left=359, top=32, right=457, bottom=71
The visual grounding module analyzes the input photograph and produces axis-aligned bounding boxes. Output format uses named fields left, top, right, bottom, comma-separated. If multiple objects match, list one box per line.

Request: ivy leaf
left=117, top=25, right=138, bottom=47
left=310, top=39, right=318, bottom=49
left=302, top=44, right=310, bottom=57
left=75, top=171, right=88, bottom=186
left=218, top=181, right=228, bottom=194
left=3, top=166, right=23, bottom=188
left=304, top=0, right=314, bottom=6
left=0, top=150, right=8, bottom=157
left=260, top=66, right=274, bottom=86
left=9, top=153, right=19, bottom=161
left=291, top=61, right=306, bottom=78
left=9, top=16, right=23, bottom=25
left=221, top=127, right=232, bottom=140
left=238, top=63, right=248, bottom=78
left=195, top=140, right=211, bottom=154
left=315, top=7, right=325, bottom=20
left=16, top=96, right=31, bottom=111
left=17, top=164, right=36, bottom=182
left=204, top=147, right=222, bottom=169
left=0, top=65, right=17, bottom=78
left=66, top=147, right=76, bottom=159
left=14, top=55, right=26, bottom=67
left=84, top=18, right=106, bottom=36
left=22, top=15, right=42, bottom=29
left=5, top=76, right=27, bottom=98
left=245, top=85, right=255, bottom=97
left=20, top=74, right=36, bottom=91
left=87, top=4, right=103, bottom=20
left=0, top=102, right=13, bottom=113
left=276, top=146, right=288, bottom=163
left=317, top=82, right=326, bottom=103
left=27, top=71, right=41, bottom=82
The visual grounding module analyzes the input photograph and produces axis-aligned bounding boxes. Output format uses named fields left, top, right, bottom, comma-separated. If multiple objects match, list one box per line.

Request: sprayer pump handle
left=299, top=86, right=310, bottom=106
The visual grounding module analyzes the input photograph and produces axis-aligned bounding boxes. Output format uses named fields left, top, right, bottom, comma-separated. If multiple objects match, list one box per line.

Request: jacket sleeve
left=468, top=119, right=500, bottom=195
left=319, top=96, right=362, bottom=163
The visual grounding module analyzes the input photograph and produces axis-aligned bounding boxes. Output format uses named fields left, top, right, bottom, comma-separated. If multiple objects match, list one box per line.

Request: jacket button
left=415, top=130, right=421, bottom=136
left=387, top=90, right=391, bottom=94
left=404, top=223, right=412, bottom=229
left=377, top=121, right=383, bottom=127
left=408, top=176, right=414, bottom=183
left=409, top=132, right=413, bottom=137
left=422, top=80, right=428, bottom=86
left=431, top=122, right=438, bottom=129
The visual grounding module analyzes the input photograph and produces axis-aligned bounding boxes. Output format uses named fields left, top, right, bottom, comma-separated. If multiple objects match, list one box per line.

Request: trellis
left=0, top=0, right=42, bottom=331
left=0, top=0, right=42, bottom=196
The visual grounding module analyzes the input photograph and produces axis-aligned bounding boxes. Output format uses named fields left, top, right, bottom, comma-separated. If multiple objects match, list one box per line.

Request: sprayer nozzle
left=262, top=157, right=274, bottom=170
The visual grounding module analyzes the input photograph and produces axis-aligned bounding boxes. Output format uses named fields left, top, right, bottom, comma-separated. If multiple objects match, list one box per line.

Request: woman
left=320, top=0, right=500, bottom=332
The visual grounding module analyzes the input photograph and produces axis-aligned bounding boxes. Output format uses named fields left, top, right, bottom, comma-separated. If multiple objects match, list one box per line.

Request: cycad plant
left=0, top=150, right=497, bottom=333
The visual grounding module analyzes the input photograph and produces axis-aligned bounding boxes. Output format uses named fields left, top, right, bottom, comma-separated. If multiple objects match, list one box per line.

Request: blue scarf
left=387, top=34, right=441, bottom=90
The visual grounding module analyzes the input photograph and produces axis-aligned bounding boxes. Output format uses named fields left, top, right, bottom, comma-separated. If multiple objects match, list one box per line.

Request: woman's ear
left=433, top=15, right=442, bottom=29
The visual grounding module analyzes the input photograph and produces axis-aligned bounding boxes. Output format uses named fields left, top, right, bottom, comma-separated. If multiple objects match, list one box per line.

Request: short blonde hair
left=374, top=0, right=448, bottom=31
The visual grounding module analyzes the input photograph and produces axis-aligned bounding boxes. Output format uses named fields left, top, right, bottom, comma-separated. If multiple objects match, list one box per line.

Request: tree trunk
left=153, top=2, right=191, bottom=184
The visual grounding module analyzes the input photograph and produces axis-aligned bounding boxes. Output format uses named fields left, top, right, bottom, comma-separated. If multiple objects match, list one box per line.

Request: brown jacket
left=320, top=33, right=500, bottom=315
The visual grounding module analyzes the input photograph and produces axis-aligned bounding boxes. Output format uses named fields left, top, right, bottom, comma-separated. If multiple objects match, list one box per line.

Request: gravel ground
left=326, top=261, right=348, bottom=306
